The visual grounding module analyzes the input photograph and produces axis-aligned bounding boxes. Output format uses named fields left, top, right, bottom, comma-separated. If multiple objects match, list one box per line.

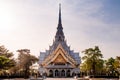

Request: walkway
left=1, top=78, right=119, bottom=80
left=45, top=78, right=77, bottom=80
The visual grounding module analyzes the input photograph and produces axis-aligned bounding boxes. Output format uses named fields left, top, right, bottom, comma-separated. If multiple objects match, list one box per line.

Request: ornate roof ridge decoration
left=42, top=43, right=77, bottom=67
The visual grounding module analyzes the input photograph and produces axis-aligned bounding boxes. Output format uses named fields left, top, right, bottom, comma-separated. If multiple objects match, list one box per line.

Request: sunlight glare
left=0, top=4, right=15, bottom=34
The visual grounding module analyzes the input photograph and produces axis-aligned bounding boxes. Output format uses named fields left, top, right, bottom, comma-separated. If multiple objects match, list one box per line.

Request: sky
left=0, top=0, right=120, bottom=59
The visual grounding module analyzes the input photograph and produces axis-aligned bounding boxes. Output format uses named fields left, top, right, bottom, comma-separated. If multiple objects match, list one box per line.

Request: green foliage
left=106, top=57, right=115, bottom=70
left=17, top=49, right=38, bottom=77
left=0, top=45, right=13, bottom=58
left=0, top=45, right=15, bottom=70
left=105, top=57, right=120, bottom=76
left=81, top=46, right=104, bottom=75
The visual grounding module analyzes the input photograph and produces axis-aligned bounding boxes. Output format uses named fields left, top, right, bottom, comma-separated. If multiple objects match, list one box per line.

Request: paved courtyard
left=2, top=78, right=77, bottom=80
left=2, top=78, right=119, bottom=80
left=44, top=78, right=119, bottom=80
left=45, top=78, right=77, bottom=80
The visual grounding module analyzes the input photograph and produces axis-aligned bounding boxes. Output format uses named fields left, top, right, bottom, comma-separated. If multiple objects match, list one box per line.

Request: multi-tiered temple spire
left=55, top=4, right=65, bottom=42
left=39, top=4, right=81, bottom=77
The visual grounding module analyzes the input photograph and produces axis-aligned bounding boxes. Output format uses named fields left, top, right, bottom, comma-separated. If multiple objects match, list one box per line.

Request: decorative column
left=65, top=69, right=66, bottom=77
left=53, top=69, right=55, bottom=77
left=59, top=69, right=61, bottom=77
left=70, top=69, right=73, bottom=77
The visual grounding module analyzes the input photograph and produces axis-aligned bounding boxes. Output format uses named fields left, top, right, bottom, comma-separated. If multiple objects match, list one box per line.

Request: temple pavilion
left=39, top=4, right=81, bottom=77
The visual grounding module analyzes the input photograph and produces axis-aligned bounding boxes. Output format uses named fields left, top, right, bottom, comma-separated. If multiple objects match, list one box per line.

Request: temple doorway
left=61, top=70, right=65, bottom=77
left=55, top=70, right=59, bottom=77
left=49, top=70, right=53, bottom=77
left=67, top=70, right=70, bottom=77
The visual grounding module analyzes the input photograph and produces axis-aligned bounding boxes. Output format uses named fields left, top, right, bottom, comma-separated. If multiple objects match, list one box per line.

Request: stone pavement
left=45, top=78, right=77, bottom=80
left=1, top=78, right=119, bottom=80
left=1, top=78, right=77, bottom=80
left=30, top=78, right=78, bottom=80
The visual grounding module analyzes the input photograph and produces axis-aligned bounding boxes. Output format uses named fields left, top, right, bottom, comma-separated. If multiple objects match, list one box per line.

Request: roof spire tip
left=59, top=3, right=61, bottom=6
left=59, top=3, right=61, bottom=9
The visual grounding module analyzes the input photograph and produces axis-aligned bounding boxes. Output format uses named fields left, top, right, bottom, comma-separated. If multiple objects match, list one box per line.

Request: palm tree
left=82, top=46, right=103, bottom=76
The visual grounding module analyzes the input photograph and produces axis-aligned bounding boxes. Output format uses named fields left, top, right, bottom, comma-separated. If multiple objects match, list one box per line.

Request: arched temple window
left=49, top=70, right=53, bottom=77
left=67, top=70, right=70, bottom=77
left=55, top=70, right=59, bottom=77
left=61, top=70, right=65, bottom=77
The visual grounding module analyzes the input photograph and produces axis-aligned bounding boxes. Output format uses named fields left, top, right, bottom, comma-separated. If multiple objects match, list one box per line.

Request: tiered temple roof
left=39, top=4, right=81, bottom=67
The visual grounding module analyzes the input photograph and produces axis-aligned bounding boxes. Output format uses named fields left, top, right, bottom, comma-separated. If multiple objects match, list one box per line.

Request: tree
left=105, top=57, right=116, bottom=76
left=0, top=45, right=15, bottom=74
left=116, top=56, right=120, bottom=76
left=82, top=46, right=103, bottom=76
left=105, top=57, right=120, bottom=76
left=0, top=45, right=13, bottom=58
left=17, top=49, right=38, bottom=78
left=0, top=56, right=15, bottom=70
left=116, top=56, right=120, bottom=69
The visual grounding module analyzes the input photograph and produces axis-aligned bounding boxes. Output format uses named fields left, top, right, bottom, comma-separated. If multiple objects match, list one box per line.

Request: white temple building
left=39, top=4, right=81, bottom=77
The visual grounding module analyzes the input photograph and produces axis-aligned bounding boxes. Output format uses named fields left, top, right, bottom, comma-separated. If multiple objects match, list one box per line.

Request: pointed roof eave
left=43, top=44, right=77, bottom=67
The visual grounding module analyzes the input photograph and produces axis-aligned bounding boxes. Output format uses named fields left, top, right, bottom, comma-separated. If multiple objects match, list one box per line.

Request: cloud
left=60, top=0, right=120, bottom=59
